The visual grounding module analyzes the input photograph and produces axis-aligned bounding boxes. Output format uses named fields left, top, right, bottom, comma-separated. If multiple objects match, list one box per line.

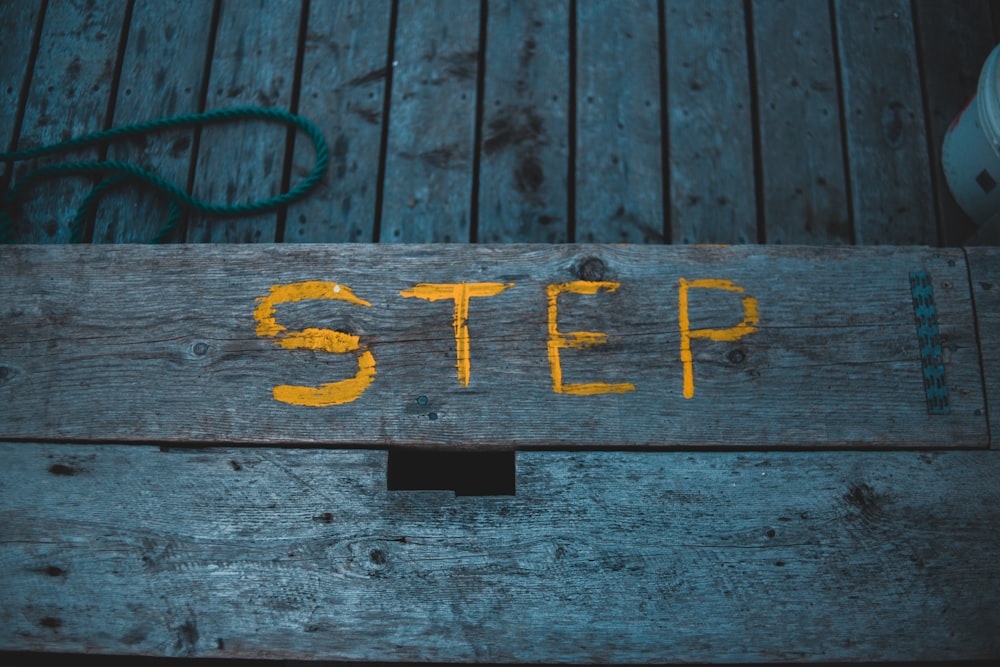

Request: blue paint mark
left=909, top=272, right=950, bottom=415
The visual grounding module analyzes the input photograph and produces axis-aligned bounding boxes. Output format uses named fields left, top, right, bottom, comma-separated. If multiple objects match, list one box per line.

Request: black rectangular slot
left=387, top=449, right=516, bottom=496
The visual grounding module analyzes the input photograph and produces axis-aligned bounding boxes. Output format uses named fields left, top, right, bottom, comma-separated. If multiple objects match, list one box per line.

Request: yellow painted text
left=254, top=281, right=376, bottom=406
left=547, top=281, right=636, bottom=395
left=678, top=278, right=759, bottom=399
left=399, top=281, right=514, bottom=387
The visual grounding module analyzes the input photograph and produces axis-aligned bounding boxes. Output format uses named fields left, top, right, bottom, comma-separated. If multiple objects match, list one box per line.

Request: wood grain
left=285, top=0, right=392, bottom=243
left=379, top=0, right=481, bottom=242
left=967, top=248, right=999, bottom=447
left=5, top=0, right=129, bottom=243
left=2, top=443, right=998, bottom=661
left=0, top=244, right=986, bottom=448
left=576, top=0, right=664, bottom=243
left=185, top=0, right=303, bottom=243
left=0, top=0, right=43, bottom=176
left=92, top=0, right=215, bottom=243
left=833, top=0, right=936, bottom=245
left=477, top=0, right=569, bottom=244
left=750, top=0, right=851, bottom=244
left=914, top=0, right=996, bottom=247
left=665, top=0, right=757, bottom=245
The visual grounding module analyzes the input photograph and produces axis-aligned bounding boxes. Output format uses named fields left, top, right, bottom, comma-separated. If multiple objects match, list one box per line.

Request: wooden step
left=0, top=244, right=991, bottom=448
left=1, top=443, right=998, bottom=661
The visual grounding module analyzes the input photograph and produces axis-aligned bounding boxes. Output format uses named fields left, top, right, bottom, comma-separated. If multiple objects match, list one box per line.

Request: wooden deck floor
left=1, top=0, right=998, bottom=247
left=2, top=1, right=1000, bottom=665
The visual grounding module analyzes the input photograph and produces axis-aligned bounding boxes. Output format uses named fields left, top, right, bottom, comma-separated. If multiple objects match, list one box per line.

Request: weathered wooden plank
left=0, top=0, right=44, bottom=178
left=750, top=0, right=851, bottom=244
left=2, top=443, right=998, bottom=661
left=285, top=0, right=392, bottom=243
left=0, top=244, right=986, bottom=448
left=967, top=248, right=1000, bottom=447
left=379, top=0, right=481, bottom=242
left=576, top=0, right=663, bottom=243
left=92, top=0, right=215, bottom=243
left=914, top=0, right=996, bottom=247
left=5, top=0, right=129, bottom=243
left=477, top=0, right=569, bottom=244
left=833, top=0, right=936, bottom=245
left=665, top=0, right=756, bottom=245
left=185, top=0, right=303, bottom=243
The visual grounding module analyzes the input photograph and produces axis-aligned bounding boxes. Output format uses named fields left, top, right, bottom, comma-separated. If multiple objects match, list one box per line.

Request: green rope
left=0, top=106, right=329, bottom=244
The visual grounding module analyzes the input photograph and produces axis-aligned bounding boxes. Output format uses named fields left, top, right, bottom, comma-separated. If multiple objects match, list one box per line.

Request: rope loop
left=0, top=106, right=329, bottom=243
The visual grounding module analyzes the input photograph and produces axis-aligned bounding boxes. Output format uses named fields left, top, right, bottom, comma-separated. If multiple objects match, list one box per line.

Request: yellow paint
left=678, top=278, right=758, bottom=399
left=254, top=281, right=375, bottom=406
left=547, top=281, right=636, bottom=395
left=399, top=281, right=513, bottom=386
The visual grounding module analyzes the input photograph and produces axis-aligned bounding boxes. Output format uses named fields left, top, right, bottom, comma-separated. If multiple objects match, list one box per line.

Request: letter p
left=678, top=278, right=759, bottom=399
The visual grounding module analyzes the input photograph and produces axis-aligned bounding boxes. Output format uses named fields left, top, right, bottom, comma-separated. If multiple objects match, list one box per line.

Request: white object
left=942, top=43, right=1000, bottom=227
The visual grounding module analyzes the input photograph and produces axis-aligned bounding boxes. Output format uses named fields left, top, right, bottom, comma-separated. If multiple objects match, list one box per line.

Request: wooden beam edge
left=964, top=247, right=1000, bottom=448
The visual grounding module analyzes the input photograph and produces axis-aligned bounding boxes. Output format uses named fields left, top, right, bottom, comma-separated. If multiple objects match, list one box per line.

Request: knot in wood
left=576, top=256, right=606, bottom=281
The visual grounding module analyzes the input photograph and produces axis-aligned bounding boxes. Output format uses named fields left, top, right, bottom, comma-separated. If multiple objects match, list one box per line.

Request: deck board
left=185, top=0, right=303, bottom=243
left=576, top=0, right=665, bottom=243
left=379, top=0, right=481, bottom=243
left=0, top=0, right=43, bottom=185
left=93, top=0, right=215, bottom=244
left=0, top=0, right=992, bottom=249
left=665, top=0, right=756, bottom=244
left=2, top=443, right=998, bottom=662
left=750, top=0, right=851, bottom=245
left=6, top=0, right=129, bottom=244
left=477, top=0, right=570, bottom=244
left=833, top=0, right=936, bottom=245
left=285, top=0, right=392, bottom=243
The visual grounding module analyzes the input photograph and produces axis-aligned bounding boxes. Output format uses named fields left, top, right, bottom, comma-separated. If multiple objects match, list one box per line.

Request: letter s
left=253, top=281, right=375, bottom=406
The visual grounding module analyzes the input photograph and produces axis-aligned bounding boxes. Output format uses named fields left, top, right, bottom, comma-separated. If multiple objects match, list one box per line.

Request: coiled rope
left=0, top=106, right=329, bottom=243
